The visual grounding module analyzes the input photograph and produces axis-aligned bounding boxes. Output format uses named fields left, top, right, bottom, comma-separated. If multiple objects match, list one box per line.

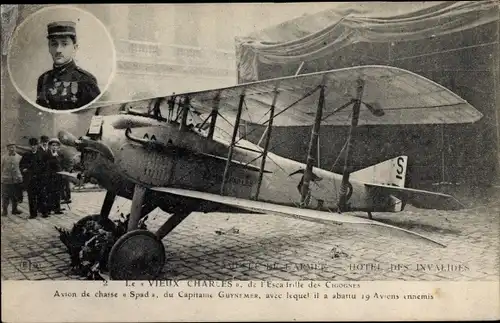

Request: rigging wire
left=232, top=85, right=322, bottom=147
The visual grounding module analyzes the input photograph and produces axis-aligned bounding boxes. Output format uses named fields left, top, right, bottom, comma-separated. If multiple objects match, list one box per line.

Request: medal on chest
left=49, top=78, right=60, bottom=96
left=70, top=82, right=78, bottom=102
left=61, top=81, right=70, bottom=97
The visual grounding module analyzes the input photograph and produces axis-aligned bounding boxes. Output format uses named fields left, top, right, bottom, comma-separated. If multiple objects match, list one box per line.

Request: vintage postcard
left=1, top=2, right=499, bottom=322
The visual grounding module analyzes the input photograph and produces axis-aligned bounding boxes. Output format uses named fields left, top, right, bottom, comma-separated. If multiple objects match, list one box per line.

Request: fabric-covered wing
left=186, top=65, right=483, bottom=126
left=88, top=65, right=482, bottom=127
left=151, top=187, right=446, bottom=247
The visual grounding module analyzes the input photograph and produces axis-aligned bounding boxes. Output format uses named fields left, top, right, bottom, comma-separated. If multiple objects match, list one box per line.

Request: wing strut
left=254, top=82, right=280, bottom=200
left=338, top=79, right=365, bottom=212
left=179, top=97, right=190, bottom=131
left=220, top=91, right=245, bottom=195
left=207, top=93, right=220, bottom=139
left=300, top=77, right=326, bottom=206
left=167, top=95, right=177, bottom=122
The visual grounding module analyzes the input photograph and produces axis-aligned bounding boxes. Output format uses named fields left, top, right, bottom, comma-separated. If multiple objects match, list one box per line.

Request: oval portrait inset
left=7, top=5, right=116, bottom=113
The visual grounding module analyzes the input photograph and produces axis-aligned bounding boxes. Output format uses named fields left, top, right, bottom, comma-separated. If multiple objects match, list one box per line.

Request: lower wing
left=151, top=187, right=446, bottom=248
left=365, top=183, right=465, bottom=210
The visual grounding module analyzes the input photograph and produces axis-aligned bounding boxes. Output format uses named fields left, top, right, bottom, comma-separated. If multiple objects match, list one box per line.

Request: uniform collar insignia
left=53, top=59, right=76, bottom=73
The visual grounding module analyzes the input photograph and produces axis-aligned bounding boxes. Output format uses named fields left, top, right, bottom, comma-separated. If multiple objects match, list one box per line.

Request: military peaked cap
left=47, top=21, right=76, bottom=39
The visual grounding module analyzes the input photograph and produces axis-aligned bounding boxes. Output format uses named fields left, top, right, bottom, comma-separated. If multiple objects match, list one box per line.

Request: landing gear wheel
left=108, top=229, right=165, bottom=280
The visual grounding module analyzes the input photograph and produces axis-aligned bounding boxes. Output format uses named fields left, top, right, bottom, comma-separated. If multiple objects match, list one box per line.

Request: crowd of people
left=1, top=136, right=72, bottom=218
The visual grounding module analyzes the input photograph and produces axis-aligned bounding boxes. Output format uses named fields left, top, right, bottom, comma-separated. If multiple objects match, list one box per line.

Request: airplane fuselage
left=79, top=114, right=396, bottom=214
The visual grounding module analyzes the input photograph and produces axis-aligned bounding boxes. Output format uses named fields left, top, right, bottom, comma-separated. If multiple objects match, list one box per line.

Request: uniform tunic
left=36, top=60, right=101, bottom=110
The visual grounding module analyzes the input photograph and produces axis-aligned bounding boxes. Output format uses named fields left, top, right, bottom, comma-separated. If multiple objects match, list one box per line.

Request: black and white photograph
left=6, top=5, right=115, bottom=113
left=1, top=2, right=499, bottom=322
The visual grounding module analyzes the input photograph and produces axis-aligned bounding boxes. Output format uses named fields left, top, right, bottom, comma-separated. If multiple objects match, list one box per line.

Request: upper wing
left=151, top=186, right=446, bottom=248
left=365, top=183, right=465, bottom=210
left=89, top=65, right=482, bottom=127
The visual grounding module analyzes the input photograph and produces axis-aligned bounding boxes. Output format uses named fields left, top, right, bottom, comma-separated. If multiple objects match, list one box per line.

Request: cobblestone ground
left=1, top=188, right=499, bottom=281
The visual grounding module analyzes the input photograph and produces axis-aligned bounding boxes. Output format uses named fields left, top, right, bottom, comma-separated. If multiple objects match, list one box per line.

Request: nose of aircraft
left=58, top=130, right=115, bottom=162
left=58, top=130, right=78, bottom=147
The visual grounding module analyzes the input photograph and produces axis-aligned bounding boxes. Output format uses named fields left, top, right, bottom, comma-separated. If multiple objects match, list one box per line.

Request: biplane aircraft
left=56, top=65, right=482, bottom=280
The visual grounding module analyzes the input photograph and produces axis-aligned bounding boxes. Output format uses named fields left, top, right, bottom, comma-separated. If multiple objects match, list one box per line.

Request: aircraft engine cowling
left=58, top=130, right=79, bottom=147
left=58, top=131, right=115, bottom=163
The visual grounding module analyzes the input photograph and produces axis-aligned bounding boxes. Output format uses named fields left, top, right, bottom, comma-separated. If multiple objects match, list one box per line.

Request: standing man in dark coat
left=46, top=138, right=64, bottom=215
left=37, top=135, right=50, bottom=217
left=36, top=21, right=100, bottom=111
left=20, top=138, right=42, bottom=219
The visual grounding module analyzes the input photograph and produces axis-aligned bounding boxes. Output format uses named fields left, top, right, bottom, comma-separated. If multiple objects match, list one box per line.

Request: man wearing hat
left=46, top=138, right=64, bottom=214
left=37, top=135, right=51, bottom=217
left=39, top=135, right=49, bottom=153
left=36, top=21, right=101, bottom=111
left=20, top=138, right=43, bottom=218
left=1, top=143, right=23, bottom=216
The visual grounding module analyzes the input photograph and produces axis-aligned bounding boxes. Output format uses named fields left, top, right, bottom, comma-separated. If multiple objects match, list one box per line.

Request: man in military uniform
left=36, top=21, right=101, bottom=111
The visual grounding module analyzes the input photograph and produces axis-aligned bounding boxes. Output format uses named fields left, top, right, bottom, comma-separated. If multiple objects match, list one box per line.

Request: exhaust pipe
left=125, top=127, right=173, bottom=152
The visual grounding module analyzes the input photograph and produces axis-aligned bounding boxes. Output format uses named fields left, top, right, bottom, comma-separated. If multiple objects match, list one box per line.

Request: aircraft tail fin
left=351, top=156, right=408, bottom=212
left=351, top=156, right=408, bottom=188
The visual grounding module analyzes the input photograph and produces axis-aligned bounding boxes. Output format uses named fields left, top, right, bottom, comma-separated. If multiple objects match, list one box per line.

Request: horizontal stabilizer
left=151, top=187, right=446, bottom=247
left=365, top=183, right=465, bottom=210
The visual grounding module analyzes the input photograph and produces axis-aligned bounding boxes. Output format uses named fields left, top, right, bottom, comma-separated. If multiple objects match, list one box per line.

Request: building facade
left=2, top=4, right=327, bottom=146
left=55, top=4, right=241, bottom=138
left=3, top=4, right=239, bottom=144
left=2, top=5, right=55, bottom=148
